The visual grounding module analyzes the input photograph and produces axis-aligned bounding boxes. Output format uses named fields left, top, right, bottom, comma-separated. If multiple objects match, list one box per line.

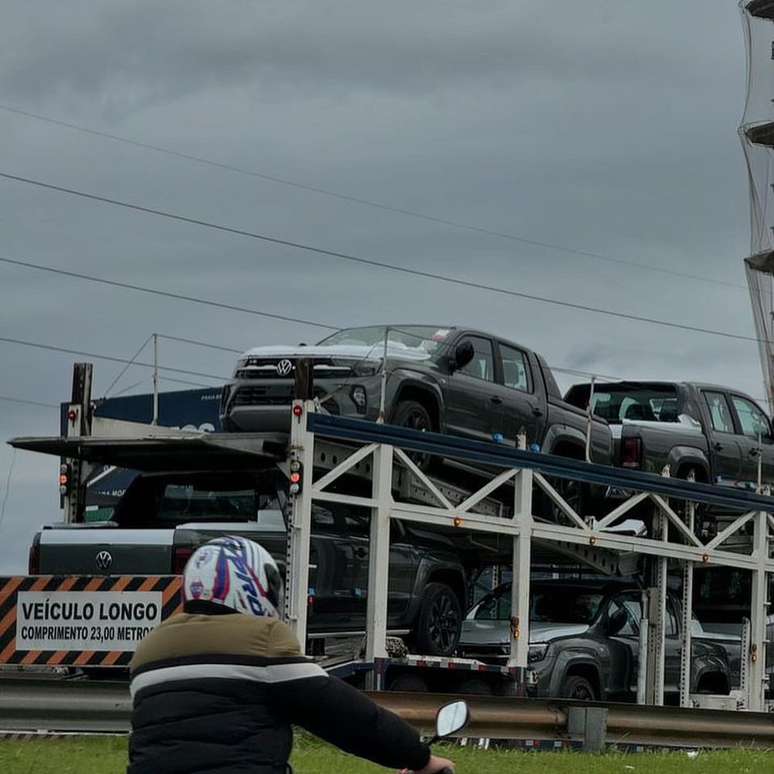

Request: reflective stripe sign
left=0, top=576, right=181, bottom=667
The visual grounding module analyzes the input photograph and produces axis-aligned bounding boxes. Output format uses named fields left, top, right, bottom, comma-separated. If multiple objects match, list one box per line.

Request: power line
left=105, top=334, right=152, bottom=397
left=156, top=333, right=241, bottom=353
left=0, top=395, right=59, bottom=409
left=0, top=256, right=338, bottom=331
left=0, top=102, right=744, bottom=291
left=0, top=335, right=229, bottom=383
left=0, top=171, right=764, bottom=347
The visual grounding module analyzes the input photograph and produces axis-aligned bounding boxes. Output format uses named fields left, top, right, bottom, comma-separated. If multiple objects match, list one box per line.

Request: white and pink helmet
left=182, top=536, right=283, bottom=619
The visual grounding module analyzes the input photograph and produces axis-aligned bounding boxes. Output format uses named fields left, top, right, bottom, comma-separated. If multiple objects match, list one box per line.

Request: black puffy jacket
left=129, top=607, right=430, bottom=774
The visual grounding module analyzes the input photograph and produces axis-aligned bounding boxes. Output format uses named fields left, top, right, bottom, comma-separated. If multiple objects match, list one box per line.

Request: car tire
left=413, top=582, right=463, bottom=657
left=559, top=674, right=597, bottom=701
left=390, top=400, right=435, bottom=471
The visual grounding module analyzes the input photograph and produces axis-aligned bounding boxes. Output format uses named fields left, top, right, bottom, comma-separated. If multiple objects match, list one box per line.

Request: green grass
left=0, top=735, right=772, bottom=773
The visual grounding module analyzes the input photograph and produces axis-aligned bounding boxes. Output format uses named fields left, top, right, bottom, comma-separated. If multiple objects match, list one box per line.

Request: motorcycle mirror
left=434, top=700, right=469, bottom=739
left=452, top=341, right=475, bottom=372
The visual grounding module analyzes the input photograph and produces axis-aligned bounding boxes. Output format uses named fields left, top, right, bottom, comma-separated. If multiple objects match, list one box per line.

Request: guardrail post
left=284, top=398, right=316, bottom=650
left=365, top=444, right=393, bottom=688
left=567, top=706, right=608, bottom=753
left=747, top=510, right=769, bottom=711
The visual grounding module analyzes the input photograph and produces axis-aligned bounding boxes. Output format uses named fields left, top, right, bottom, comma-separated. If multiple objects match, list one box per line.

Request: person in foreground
left=128, top=535, right=455, bottom=774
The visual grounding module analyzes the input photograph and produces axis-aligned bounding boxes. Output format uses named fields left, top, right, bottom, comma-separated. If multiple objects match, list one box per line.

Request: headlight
left=234, top=357, right=248, bottom=375
left=350, top=385, right=367, bottom=413
left=348, top=360, right=379, bottom=377
left=528, top=643, right=548, bottom=663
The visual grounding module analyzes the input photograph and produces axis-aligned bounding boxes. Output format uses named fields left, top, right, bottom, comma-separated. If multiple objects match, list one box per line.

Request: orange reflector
left=453, top=517, right=464, bottom=528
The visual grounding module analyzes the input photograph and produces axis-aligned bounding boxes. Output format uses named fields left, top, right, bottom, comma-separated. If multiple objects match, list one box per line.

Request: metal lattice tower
left=741, top=1, right=774, bottom=406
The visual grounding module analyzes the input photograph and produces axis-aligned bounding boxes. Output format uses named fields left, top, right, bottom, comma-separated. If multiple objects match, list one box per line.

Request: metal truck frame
left=284, top=401, right=773, bottom=710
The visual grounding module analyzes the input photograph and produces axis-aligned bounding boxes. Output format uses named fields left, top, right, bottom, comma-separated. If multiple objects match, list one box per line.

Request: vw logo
left=276, top=359, right=294, bottom=377
left=95, top=550, right=113, bottom=572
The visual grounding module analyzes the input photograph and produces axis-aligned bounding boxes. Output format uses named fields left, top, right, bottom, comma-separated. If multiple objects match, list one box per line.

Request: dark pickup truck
left=222, top=325, right=613, bottom=466
left=458, top=580, right=739, bottom=702
left=565, top=381, right=774, bottom=492
left=29, top=468, right=470, bottom=656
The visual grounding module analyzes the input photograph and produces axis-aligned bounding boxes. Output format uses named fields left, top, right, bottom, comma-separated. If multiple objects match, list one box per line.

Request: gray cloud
left=0, top=0, right=762, bottom=571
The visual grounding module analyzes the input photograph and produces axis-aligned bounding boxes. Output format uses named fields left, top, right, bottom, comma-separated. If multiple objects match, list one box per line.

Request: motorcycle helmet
left=182, top=535, right=283, bottom=618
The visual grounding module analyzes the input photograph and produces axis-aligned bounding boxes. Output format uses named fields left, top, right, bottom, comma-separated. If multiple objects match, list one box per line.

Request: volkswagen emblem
left=95, top=550, right=113, bottom=572
left=276, top=359, right=294, bottom=377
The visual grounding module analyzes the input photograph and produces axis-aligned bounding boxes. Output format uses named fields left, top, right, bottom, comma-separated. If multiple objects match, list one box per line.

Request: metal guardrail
left=1, top=677, right=772, bottom=749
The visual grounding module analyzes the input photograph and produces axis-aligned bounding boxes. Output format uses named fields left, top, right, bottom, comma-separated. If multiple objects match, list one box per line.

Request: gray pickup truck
left=28, top=468, right=470, bottom=656
left=565, top=381, right=774, bottom=492
left=222, top=325, right=613, bottom=466
left=458, top=580, right=738, bottom=702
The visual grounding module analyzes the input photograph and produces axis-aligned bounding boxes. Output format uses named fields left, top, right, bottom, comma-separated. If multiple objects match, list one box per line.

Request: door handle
left=713, top=442, right=723, bottom=452
left=532, top=407, right=544, bottom=417
left=490, top=396, right=503, bottom=405
left=748, top=448, right=760, bottom=457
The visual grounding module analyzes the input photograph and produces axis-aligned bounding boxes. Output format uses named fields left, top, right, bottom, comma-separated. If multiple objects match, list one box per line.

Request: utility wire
left=0, top=335, right=229, bottom=382
left=0, top=256, right=337, bottom=331
left=0, top=171, right=764, bottom=348
left=0, top=102, right=744, bottom=291
left=104, top=334, right=152, bottom=397
left=0, top=395, right=59, bottom=409
left=156, top=333, right=241, bottom=353
left=0, top=448, right=17, bottom=531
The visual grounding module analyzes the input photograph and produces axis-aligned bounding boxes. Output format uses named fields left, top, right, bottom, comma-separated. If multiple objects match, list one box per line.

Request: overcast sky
left=0, top=0, right=761, bottom=572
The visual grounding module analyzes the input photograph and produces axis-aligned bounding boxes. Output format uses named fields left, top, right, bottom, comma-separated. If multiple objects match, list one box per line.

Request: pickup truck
left=28, top=467, right=470, bottom=656
left=221, top=324, right=613, bottom=466
left=458, top=579, right=738, bottom=702
left=565, top=381, right=774, bottom=491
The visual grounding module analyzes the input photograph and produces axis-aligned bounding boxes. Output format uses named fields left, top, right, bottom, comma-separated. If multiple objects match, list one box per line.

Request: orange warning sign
left=0, top=576, right=181, bottom=668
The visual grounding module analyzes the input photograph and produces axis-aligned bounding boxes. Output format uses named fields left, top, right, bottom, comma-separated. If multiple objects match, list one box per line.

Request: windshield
left=474, top=584, right=604, bottom=624
left=114, top=472, right=287, bottom=528
left=317, top=325, right=450, bottom=356
left=591, top=387, right=680, bottom=424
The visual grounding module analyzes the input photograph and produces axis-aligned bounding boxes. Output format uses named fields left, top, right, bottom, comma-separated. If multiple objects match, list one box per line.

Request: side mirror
left=451, top=341, right=475, bottom=373
left=607, top=608, right=629, bottom=636
left=434, top=700, right=469, bottom=740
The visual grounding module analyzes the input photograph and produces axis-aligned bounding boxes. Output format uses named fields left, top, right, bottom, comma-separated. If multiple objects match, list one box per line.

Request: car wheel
left=413, top=582, right=462, bottom=657
left=560, top=674, right=597, bottom=701
left=390, top=400, right=434, bottom=471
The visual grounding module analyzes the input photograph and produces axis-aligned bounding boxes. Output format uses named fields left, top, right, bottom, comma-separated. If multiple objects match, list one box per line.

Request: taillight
left=622, top=437, right=642, bottom=468
left=172, top=546, right=194, bottom=575
left=28, top=534, right=41, bottom=575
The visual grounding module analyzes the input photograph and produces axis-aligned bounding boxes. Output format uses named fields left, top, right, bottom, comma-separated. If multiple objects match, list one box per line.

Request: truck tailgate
left=39, top=528, right=174, bottom=575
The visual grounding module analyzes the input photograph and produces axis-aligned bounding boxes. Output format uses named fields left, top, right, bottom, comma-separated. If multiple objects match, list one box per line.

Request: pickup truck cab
left=458, top=580, right=736, bottom=702
left=565, top=381, right=774, bottom=491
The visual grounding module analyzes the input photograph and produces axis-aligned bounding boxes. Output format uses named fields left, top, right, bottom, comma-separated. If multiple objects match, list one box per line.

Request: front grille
left=236, top=357, right=353, bottom=380
left=232, top=385, right=293, bottom=407
left=231, top=385, right=338, bottom=411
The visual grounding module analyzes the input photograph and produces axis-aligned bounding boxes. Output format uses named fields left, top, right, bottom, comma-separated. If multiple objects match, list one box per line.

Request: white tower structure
left=741, top=1, right=774, bottom=406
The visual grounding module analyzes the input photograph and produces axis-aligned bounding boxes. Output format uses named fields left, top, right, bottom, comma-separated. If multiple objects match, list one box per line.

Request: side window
left=500, top=344, right=533, bottom=393
left=703, top=391, right=734, bottom=434
left=458, top=336, right=495, bottom=382
left=608, top=596, right=641, bottom=636
left=474, top=587, right=511, bottom=621
left=731, top=396, right=771, bottom=439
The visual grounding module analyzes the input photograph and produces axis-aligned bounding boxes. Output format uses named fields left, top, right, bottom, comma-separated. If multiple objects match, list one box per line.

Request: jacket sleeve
left=267, top=622, right=431, bottom=771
